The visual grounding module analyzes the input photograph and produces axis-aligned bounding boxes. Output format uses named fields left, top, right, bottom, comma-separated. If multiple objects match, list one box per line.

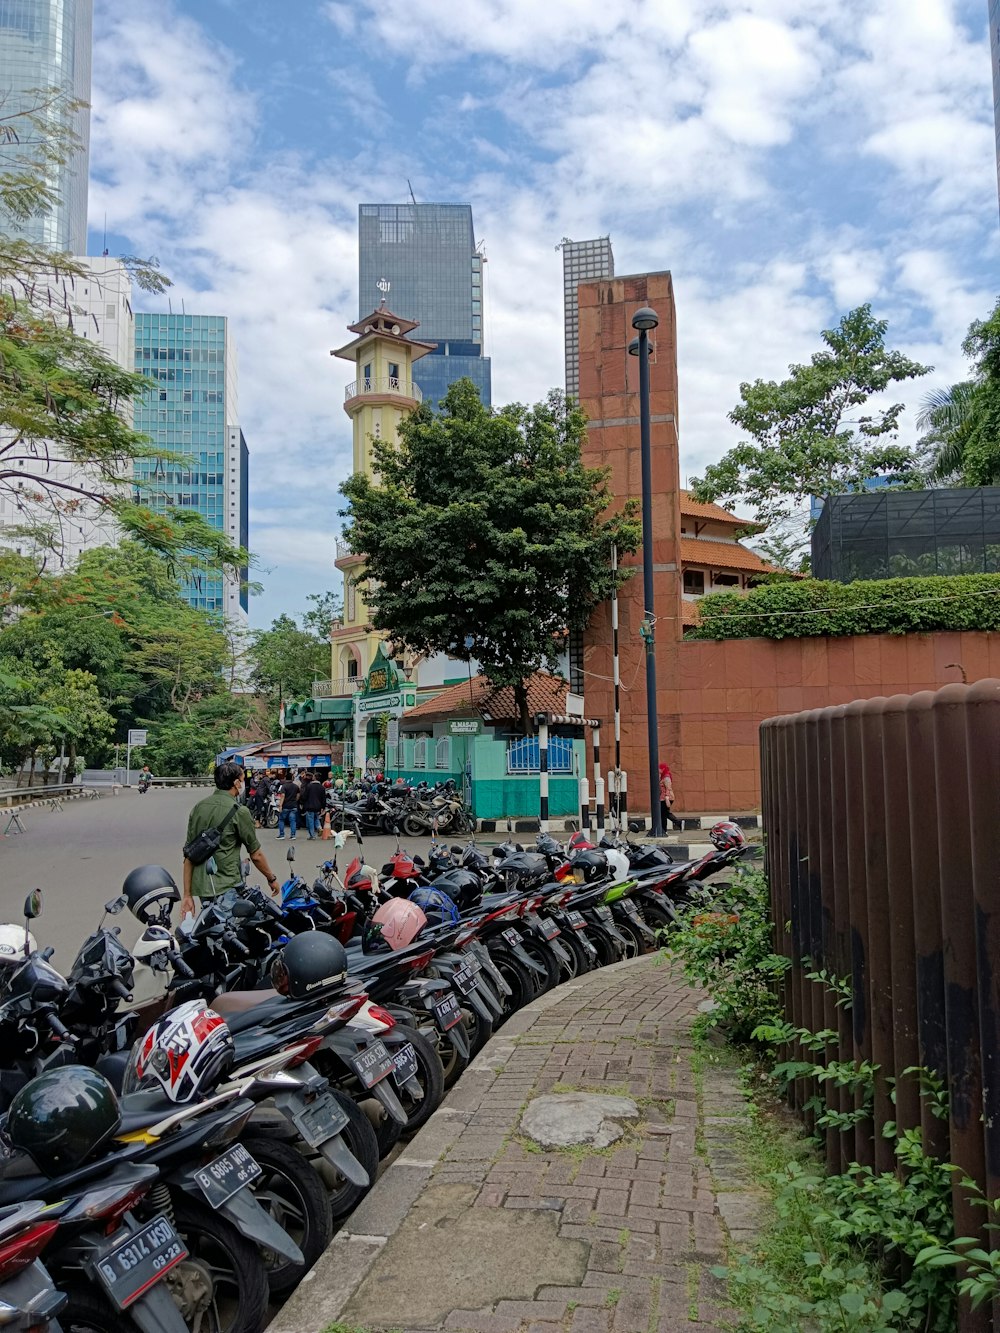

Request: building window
left=363, top=363, right=372, bottom=387
left=507, top=735, right=573, bottom=774
left=683, top=569, right=705, bottom=595
left=713, top=572, right=740, bottom=587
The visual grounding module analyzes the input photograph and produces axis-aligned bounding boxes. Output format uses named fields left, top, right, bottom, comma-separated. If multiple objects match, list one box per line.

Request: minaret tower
left=330, top=298, right=435, bottom=680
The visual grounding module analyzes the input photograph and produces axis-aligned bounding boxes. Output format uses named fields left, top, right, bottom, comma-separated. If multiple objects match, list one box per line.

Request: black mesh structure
left=812, top=488, right=1000, bottom=582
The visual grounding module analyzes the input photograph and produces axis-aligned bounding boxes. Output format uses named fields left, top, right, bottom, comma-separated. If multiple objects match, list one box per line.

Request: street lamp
left=628, top=306, right=663, bottom=836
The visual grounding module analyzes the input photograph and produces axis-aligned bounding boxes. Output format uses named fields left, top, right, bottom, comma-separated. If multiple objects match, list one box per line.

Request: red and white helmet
left=709, top=820, right=746, bottom=852
left=370, top=899, right=426, bottom=951
left=124, top=1000, right=234, bottom=1103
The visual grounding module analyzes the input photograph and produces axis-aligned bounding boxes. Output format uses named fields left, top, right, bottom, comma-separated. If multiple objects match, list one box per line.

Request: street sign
left=386, top=720, right=399, bottom=749
left=128, top=729, right=148, bottom=747
left=449, top=719, right=481, bottom=736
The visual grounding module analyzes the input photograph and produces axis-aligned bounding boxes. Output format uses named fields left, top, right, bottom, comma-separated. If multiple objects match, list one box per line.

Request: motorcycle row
left=0, top=818, right=748, bottom=1333
left=261, top=777, right=472, bottom=839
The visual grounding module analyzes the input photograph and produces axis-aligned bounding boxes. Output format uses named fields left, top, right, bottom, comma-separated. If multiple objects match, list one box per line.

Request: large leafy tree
left=917, top=300, right=1000, bottom=486
left=247, top=598, right=341, bottom=732
left=341, top=381, right=639, bottom=730
left=691, top=305, right=931, bottom=525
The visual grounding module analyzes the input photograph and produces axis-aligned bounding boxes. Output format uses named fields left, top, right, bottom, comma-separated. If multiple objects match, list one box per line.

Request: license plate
left=621, top=901, right=642, bottom=919
left=93, top=1215, right=188, bottom=1310
left=464, top=954, right=481, bottom=974
left=595, top=905, right=613, bottom=922
left=539, top=918, right=560, bottom=939
left=433, top=992, right=462, bottom=1030
left=391, top=1042, right=418, bottom=1085
left=502, top=928, right=522, bottom=946
left=350, top=1039, right=395, bottom=1089
left=194, top=1143, right=262, bottom=1209
left=567, top=910, right=586, bottom=929
left=291, top=1091, right=350, bottom=1147
left=452, top=964, right=477, bottom=995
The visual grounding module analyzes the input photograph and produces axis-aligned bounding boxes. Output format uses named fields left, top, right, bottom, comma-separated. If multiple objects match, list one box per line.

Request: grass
left=604, top=1287, right=622, bottom=1308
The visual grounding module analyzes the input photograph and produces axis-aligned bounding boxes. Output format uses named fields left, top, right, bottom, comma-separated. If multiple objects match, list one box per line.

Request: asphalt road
left=0, top=788, right=443, bottom=969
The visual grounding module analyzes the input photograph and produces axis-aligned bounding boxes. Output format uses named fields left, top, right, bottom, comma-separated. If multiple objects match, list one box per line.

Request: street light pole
left=629, top=307, right=662, bottom=836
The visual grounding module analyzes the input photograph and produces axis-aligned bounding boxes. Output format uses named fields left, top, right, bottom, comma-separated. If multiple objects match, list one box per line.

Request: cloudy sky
left=88, top=0, right=999, bottom=627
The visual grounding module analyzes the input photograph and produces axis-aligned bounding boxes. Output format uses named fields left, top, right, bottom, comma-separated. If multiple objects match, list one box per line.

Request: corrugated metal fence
left=760, top=680, right=1000, bottom=1330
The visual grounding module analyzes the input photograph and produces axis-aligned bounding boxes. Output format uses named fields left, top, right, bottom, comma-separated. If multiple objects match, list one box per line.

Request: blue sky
left=87, top=0, right=999, bottom=627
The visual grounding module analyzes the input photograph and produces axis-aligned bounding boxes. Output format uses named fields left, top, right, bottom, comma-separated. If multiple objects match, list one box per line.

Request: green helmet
left=6, top=1067, right=121, bottom=1176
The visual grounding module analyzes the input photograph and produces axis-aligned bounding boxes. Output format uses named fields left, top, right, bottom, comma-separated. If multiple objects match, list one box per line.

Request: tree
left=691, top=305, right=931, bottom=525
left=341, top=380, right=640, bottom=730
left=247, top=611, right=333, bottom=730
left=38, top=663, right=114, bottom=780
left=916, top=301, right=1000, bottom=487
left=301, top=589, right=341, bottom=639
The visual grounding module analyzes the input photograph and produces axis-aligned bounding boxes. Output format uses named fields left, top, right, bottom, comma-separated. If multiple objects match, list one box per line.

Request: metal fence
left=761, top=680, right=1000, bottom=1328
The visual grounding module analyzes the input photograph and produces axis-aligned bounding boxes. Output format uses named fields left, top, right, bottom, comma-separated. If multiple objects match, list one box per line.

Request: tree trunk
left=25, top=748, right=36, bottom=788
left=66, top=741, right=77, bottom=784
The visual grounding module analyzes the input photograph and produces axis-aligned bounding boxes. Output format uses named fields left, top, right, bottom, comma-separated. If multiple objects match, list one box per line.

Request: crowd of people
left=243, top=767, right=333, bottom=840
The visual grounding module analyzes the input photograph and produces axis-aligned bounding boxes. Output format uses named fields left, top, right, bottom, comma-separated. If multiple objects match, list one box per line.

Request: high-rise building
left=0, top=256, right=133, bottom=562
left=560, top=236, right=614, bottom=400
left=133, top=313, right=248, bottom=622
left=358, top=203, right=491, bottom=410
left=0, top=0, right=93, bottom=253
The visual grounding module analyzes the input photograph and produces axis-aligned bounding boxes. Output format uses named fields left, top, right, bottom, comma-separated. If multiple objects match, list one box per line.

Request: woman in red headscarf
left=659, top=762, right=683, bottom=831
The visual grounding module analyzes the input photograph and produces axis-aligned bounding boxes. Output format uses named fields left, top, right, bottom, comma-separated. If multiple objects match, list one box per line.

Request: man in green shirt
left=181, top=762, right=281, bottom=919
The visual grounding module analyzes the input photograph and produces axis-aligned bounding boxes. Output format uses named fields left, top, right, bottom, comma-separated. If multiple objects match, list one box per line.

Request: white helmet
left=124, top=1001, right=234, bottom=1103
left=0, top=924, right=34, bottom=967
left=604, top=848, right=630, bottom=885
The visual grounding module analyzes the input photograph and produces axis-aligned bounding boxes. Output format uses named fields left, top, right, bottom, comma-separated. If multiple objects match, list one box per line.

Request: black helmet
left=270, top=932, right=348, bottom=999
left=431, top=868, right=482, bottom=911
left=569, top=848, right=609, bottom=883
left=7, top=1066, right=121, bottom=1176
left=123, top=865, right=179, bottom=924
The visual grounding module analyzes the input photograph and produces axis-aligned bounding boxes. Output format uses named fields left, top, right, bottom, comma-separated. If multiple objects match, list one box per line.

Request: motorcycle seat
left=212, top=989, right=292, bottom=1033
left=116, top=1089, right=183, bottom=1135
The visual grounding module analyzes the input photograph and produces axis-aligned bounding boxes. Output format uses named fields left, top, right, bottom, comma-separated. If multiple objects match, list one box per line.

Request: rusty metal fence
left=761, top=680, right=1000, bottom=1329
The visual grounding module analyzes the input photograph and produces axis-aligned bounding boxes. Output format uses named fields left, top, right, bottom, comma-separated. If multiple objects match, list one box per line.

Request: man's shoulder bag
left=183, top=802, right=239, bottom=866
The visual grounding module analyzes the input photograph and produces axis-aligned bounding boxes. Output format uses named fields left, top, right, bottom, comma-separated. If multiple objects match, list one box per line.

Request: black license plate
left=292, top=1091, right=350, bottom=1147
left=350, top=1040, right=394, bottom=1089
left=621, top=900, right=642, bottom=919
left=566, top=910, right=586, bottom=929
left=595, top=905, right=613, bottom=922
left=194, top=1143, right=262, bottom=1208
left=464, top=953, right=481, bottom=974
left=94, top=1216, right=187, bottom=1310
left=502, top=927, right=522, bottom=946
left=433, top=992, right=462, bottom=1030
left=391, top=1042, right=418, bottom=1085
left=452, top=964, right=477, bottom=994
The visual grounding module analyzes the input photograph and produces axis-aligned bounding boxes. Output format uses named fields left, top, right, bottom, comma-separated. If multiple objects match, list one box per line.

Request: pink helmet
left=371, top=898, right=427, bottom=950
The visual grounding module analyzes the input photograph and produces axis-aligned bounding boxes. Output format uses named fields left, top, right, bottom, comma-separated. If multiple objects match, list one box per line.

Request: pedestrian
left=253, top=771, right=271, bottom=825
left=276, top=770, right=300, bottom=840
left=659, top=762, right=683, bottom=831
left=181, top=762, right=280, bottom=919
left=300, top=770, right=326, bottom=840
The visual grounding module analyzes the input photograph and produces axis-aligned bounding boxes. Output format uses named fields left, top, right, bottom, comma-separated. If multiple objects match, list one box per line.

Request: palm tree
left=916, top=381, right=980, bottom=482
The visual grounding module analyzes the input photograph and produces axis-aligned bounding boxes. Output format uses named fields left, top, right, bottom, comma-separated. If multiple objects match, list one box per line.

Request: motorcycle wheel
left=402, top=814, right=426, bottom=838
left=365, top=1095, right=405, bottom=1158
left=488, top=948, right=534, bottom=1020
left=240, top=1135, right=332, bottom=1299
left=321, top=1090, right=380, bottom=1222
left=59, top=1286, right=133, bottom=1332
left=519, top=937, right=560, bottom=994
left=381, top=1023, right=446, bottom=1133
left=639, top=901, right=674, bottom=938
left=428, top=1017, right=469, bottom=1090
left=615, top=919, right=644, bottom=959
left=584, top=923, right=618, bottom=968
left=170, top=1194, right=269, bottom=1333
left=555, top=930, right=584, bottom=982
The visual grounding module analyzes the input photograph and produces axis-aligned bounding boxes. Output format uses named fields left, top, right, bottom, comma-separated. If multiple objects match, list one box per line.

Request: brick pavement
left=269, top=953, right=763, bottom=1333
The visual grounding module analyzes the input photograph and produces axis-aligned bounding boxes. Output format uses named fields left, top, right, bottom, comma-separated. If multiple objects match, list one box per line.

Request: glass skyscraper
left=133, top=313, right=248, bottom=621
left=0, top=0, right=92, bottom=253
left=358, top=203, right=491, bottom=409
left=561, top=236, right=614, bottom=401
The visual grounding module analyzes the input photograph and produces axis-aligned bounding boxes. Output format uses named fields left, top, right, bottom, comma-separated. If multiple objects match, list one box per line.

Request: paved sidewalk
left=269, top=954, right=762, bottom=1333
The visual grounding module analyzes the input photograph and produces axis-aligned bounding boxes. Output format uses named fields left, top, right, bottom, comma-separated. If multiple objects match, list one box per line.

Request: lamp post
left=628, top=306, right=662, bottom=836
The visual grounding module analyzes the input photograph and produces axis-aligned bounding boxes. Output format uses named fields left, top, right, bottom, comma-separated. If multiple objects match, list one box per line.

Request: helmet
left=7, top=1066, right=121, bottom=1175
left=408, top=887, right=460, bottom=927
left=124, top=1001, right=233, bottom=1103
left=604, top=848, right=630, bottom=884
left=270, top=932, right=348, bottom=999
left=368, top=899, right=426, bottom=951
left=0, top=924, right=35, bottom=967
left=569, top=848, right=608, bottom=883
left=132, top=925, right=174, bottom=963
left=430, top=869, right=482, bottom=911
left=123, top=866, right=179, bottom=924
left=709, top=820, right=746, bottom=852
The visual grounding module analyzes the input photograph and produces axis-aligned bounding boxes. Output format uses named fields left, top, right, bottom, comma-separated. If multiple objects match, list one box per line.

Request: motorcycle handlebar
left=168, top=950, right=196, bottom=979
left=223, top=931, right=251, bottom=958
left=45, top=1011, right=74, bottom=1042
left=111, top=977, right=133, bottom=1002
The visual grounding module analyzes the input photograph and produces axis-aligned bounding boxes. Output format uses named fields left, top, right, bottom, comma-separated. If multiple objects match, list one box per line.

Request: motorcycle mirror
left=231, top=899, right=255, bottom=919
left=104, top=895, right=127, bottom=916
left=286, top=845, right=295, bottom=863
left=450, top=846, right=463, bottom=856
left=628, top=822, right=641, bottom=834
left=23, top=889, right=41, bottom=920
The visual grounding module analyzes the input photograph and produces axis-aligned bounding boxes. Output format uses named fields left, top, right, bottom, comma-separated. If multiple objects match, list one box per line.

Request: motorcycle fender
left=317, top=1131, right=370, bottom=1187
left=462, top=985, right=493, bottom=1024
left=602, top=921, right=632, bottom=951
left=471, top=975, right=505, bottom=1019
left=507, top=941, right=547, bottom=978
left=0, top=1259, right=66, bottom=1326
left=423, top=996, right=470, bottom=1059
left=548, top=938, right=573, bottom=968
left=217, top=1184, right=304, bottom=1265
left=476, top=954, right=512, bottom=998
left=369, top=1074, right=409, bottom=1125
left=614, top=909, right=655, bottom=943
left=126, top=1277, right=190, bottom=1333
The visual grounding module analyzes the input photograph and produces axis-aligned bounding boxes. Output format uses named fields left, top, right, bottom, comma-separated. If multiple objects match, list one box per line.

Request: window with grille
left=507, top=736, right=573, bottom=774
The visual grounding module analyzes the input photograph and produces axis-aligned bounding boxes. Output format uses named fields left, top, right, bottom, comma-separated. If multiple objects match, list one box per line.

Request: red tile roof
left=680, top=537, right=779, bottom=574
left=401, top=671, right=568, bottom=728
left=680, top=490, right=764, bottom=533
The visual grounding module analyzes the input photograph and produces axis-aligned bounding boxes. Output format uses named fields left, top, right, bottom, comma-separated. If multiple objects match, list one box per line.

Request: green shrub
left=686, top=572, right=1000, bottom=641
